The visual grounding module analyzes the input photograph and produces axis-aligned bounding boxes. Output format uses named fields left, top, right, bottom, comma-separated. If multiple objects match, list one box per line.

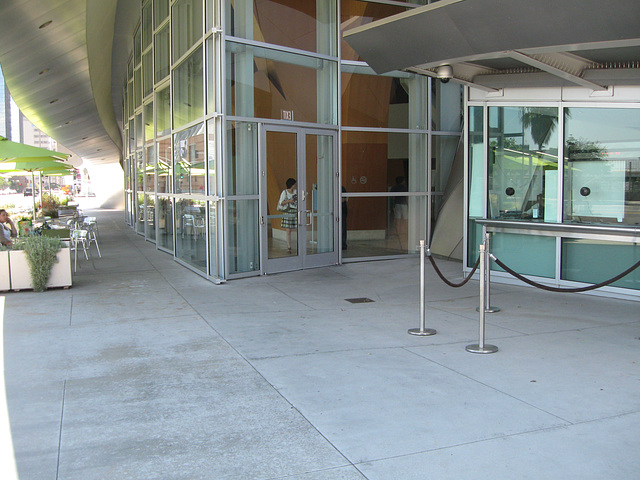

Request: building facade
left=121, top=0, right=463, bottom=281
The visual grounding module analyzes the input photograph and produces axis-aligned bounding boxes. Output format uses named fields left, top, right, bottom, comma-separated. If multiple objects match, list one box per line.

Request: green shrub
left=21, top=236, right=62, bottom=292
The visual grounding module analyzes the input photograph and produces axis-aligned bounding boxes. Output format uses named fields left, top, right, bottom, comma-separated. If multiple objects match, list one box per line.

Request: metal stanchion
left=476, top=229, right=500, bottom=313
left=408, top=240, right=436, bottom=337
left=466, top=243, right=498, bottom=354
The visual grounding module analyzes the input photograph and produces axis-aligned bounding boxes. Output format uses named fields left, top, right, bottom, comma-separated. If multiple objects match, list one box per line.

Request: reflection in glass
left=156, top=85, right=171, bottom=137
left=157, top=196, right=174, bottom=251
left=225, top=121, right=258, bottom=195
left=145, top=144, right=155, bottom=192
left=155, top=24, right=170, bottom=83
left=154, top=0, right=169, bottom=29
left=564, top=108, right=640, bottom=226
left=206, top=36, right=216, bottom=114
left=173, top=124, right=206, bottom=195
left=172, top=0, right=203, bottom=62
left=227, top=0, right=336, bottom=56
left=305, top=134, right=334, bottom=255
left=207, top=118, right=217, bottom=196
left=467, top=105, right=484, bottom=267
left=342, top=196, right=425, bottom=258
left=143, top=51, right=153, bottom=98
left=173, top=46, right=204, bottom=129
left=157, top=138, right=172, bottom=193
left=145, top=194, right=156, bottom=241
left=226, top=42, right=336, bottom=124
left=488, top=106, right=559, bottom=222
left=491, top=233, right=556, bottom=278
left=176, top=198, right=207, bottom=272
left=134, top=68, right=142, bottom=108
left=227, top=199, right=260, bottom=274
left=136, top=192, right=145, bottom=234
left=340, top=0, right=405, bottom=61
left=144, top=102, right=154, bottom=142
left=142, top=1, right=152, bottom=50
left=209, top=201, right=219, bottom=278
left=432, top=80, right=463, bottom=132
left=135, top=150, right=144, bottom=192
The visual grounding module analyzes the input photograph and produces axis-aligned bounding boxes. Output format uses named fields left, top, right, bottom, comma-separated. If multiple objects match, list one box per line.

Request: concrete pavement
left=3, top=209, right=640, bottom=479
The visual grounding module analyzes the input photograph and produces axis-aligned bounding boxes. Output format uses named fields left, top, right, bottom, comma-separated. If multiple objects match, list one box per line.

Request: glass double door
left=261, top=125, right=338, bottom=274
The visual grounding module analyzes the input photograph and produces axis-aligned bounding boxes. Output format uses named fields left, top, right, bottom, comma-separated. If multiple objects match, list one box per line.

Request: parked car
left=23, top=188, right=33, bottom=196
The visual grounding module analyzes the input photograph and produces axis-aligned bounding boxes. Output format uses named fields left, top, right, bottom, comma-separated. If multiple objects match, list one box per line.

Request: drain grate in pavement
left=345, top=297, right=375, bottom=304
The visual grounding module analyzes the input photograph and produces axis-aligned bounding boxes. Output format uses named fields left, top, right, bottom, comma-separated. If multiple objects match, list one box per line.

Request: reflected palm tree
left=521, top=107, right=558, bottom=150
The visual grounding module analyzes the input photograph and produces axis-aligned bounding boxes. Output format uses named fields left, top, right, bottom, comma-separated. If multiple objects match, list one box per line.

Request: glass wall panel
left=340, top=0, right=406, bottom=61
left=156, top=85, right=171, bottom=136
left=342, top=195, right=426, bottom=258
left=145, top=144, right=155, bottom=192
left=142, top=1, right=153, bottom=50
left=134, top=26, right=142, bottom=66
left=173, top=123, right=206, bottom=195
left=468, top=105, right=484, bottom=267
left=488, top=106, right=559, bottom=222
left=135, top=150, right=144, bottom=192
left=209, top=200, right=219, bottom=277
left=207, top=118, right=217, bottom=196
left=341, top=66, right=427, bottom=129
left=227, top=199, right=260, bottom=274
left=563, top=107, right=640, bottom=226
left=206, top=36, right=216, bottom=114
left=157, top=137, right=172, bottom=193
left=144, top=102, right=154, bottom=142
left=225, top=121, right=258, bottom=195
left=136, top=192, right=145, bottom=234
left=172, top=0, right=203, bottom=62
left=226, top=42, right=337, bottom=124
left=432, top=80, right=463, bottom=132
left=226, top=0, right=336, bottom=56
left=128, top=119, right=135, bottom=154
left=491, top=233, right=556, bottom=278
left=157, top=195, right=174, bottom=251
left=176, top=198, right=207, bottom=272
left=432, top=135, right=459, bottom=193
left=145, top=193, right=156, bottom=241
left=143, top=51, right=153, bottom=98
left=135, top=113, right=143, bottom=149
left=206, top=0, right=217, bottom=31
left=154, top=0, right=169, bottom=29
left=155, top=24, right=170, bottom=83
left=173, top=46, right=204, bottom=129
left=562, top=239, right=639, bottom=290
left=134, top=68, right=142, bottom=108
left=341, top=131, right=428, bottom=193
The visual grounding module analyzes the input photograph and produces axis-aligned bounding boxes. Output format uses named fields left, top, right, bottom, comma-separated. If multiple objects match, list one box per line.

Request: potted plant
left=9, top=236, right=72, bottom=291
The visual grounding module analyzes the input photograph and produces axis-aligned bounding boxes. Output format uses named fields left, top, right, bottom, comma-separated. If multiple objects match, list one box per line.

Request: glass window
left=143, top=51, right=153, bottom=98
left=156, top=84, right=171, bottom=136
left=134, top=68, right=142, bottom=108
left=209, top=200, right=219, bottom=277
left=432, top=80, right=463, bottom=132
left=468, top=105, right=484, bottom=267
left=562, top=239, right=639, bottom=290
left=173, top=46, right=204, bottom=129
left=488, top=106, right=559, bottom=222
left=225, top=121, right=258, bottom=195
left=145, top=193, right=156, bottom=241
left=155, top=24, right=170, bottom=83
left=145, top=144, right=155, bottom=193
left=176, top=198, right=207, bottom=272
left=128, top=118, right=135, bottom=154
left=226, top=42, right=337, bottom=124
left=341, top=196, right=426, bottom=258
left=144, top=102, right=154, bottom=143
left=136, top=192, right=145, bottom=234
left=207, top=118, right=217, bottom=196
left=563, top=107, right=640, bottom=226
left=172, top=0, right=204, bottom=62
left=136, top=150, right=144, bottom=191
left=135, top=113, right=143, bottom=149
left=227, top=199, right=260, bottom=274
left=340, top=0, right=406, bottom=61
left=341, top=66, right=427, bottom=129
left=341, top=131, right=428, bottom=193
left=134, top=25, right=142, bottom=66
left=491, top=233, right=556, bottom=278
left=157, top=137, right=172, bottom=193
left=142, top=1, right=153, bottom=50
left=206, top=36, right=216, bottom=114
left=227, top=0, right=336, bottom=56
left=173, top=124, right=206, bottom=195
left=154, top=0, right=169, bottom=29
left=157, top=195, right=174, bottom=251
left=206, top=0, right=217, bottom=31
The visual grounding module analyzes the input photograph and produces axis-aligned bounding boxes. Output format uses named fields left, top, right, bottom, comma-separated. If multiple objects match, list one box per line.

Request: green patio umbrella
left=0, top=136, right=69, bottom=161
left=0, top=157, right=74, bottom=218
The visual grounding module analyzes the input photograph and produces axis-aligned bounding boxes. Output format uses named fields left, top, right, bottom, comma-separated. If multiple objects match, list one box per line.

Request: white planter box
left=0, top=251, right=9, bottom=291
left=9, top=248, right=72, bottom=291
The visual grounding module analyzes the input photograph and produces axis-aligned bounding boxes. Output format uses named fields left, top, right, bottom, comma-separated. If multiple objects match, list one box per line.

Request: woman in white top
left=0, top=209, right=18, bottom=247
left=277, top=178, right=297, bottom=253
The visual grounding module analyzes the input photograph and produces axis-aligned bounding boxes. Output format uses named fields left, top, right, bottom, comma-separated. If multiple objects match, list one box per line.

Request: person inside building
left=0, top=209, right=18, bottom=247
left=277, top=178, right=298, bottom=254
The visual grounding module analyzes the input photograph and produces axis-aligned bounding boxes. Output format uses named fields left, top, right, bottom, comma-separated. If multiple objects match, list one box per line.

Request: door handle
left=305, top=210, right=312, bottom=226
left=260, top=216, right=265, bottom=226
left=297, top=209, right=304, bottom=226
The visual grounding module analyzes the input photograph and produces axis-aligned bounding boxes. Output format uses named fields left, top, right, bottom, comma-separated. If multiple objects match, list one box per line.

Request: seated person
left=0, top=209, right=18, bottom=246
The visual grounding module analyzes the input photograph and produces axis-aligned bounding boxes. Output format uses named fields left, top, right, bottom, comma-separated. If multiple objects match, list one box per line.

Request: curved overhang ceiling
left=345, top=0, right=640, bottom=92
left=0, top=0, right=135, bottom=166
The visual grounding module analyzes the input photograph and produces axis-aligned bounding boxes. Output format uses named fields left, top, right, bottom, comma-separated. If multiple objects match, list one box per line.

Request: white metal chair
left=70, top=229, right=89, bottom=272
left=84, top=220, right=101, bottom=257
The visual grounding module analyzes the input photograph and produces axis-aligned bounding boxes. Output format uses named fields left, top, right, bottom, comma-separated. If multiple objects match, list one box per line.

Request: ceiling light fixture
left=38, top=20, right=53, bottom=29
left=39, top=68, right=49, bottom=75
left=49, top=99, right=58, bottom=104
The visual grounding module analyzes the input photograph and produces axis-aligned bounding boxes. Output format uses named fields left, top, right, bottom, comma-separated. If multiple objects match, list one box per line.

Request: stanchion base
left=465, top=343, right=499, bottom=354
left=408, top=328, right=437, bottom=336
left=476, top=306, right=501, bottom=313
